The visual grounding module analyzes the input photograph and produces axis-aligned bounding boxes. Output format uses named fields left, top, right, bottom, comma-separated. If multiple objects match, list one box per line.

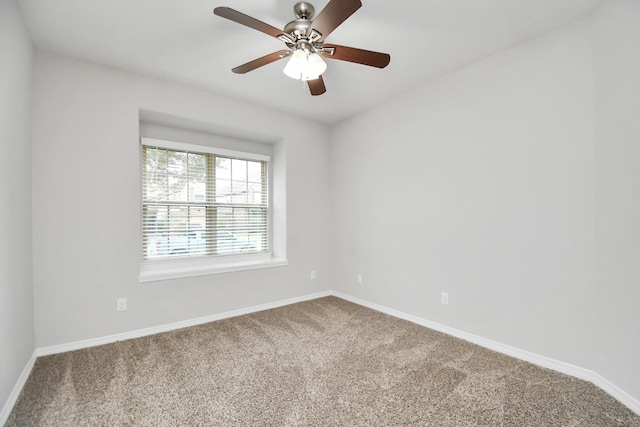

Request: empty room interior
left=2, top=0, right=640, bottom=424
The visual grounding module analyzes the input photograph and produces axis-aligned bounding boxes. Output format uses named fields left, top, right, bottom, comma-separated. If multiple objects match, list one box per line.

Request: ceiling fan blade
left=232, top=50, right=291, bottom=74
left=321, top=44, right=391, bottom=68
left=214, top=7, right=295, bottom=43
left=306, top=0, right=362, bottom=41
left=308, top=76, right=327, bottom=96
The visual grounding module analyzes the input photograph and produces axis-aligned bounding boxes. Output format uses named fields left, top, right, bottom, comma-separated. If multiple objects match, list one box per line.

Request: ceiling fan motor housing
left=283, top=18, right=312, bottom=40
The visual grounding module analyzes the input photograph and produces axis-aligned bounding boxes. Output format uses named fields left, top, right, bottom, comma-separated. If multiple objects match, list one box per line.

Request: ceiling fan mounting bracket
left=278, top=34, right=295, bottom=43
left=308, top=29, right=323, bottom=43
left=321, top=47, right=336, bottom=56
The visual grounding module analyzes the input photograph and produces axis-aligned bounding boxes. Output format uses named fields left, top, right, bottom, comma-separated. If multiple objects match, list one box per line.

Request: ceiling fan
left=213, top=0, right=391, bottom=96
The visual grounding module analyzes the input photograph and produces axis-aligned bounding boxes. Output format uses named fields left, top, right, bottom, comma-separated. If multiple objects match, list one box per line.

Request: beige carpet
left=7, top=296, right=640, bottom=426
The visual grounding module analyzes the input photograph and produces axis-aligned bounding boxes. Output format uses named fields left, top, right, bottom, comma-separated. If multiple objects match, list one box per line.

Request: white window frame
left=138, top=137, right=287, bottom=282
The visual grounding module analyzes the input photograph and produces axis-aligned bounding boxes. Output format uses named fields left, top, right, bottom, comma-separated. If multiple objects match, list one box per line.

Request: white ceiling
left=18, top=0, right=605, bottom=124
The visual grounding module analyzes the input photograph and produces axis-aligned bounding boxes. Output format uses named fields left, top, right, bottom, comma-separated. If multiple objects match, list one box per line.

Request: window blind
left=141, top=139, right=269, bottom=260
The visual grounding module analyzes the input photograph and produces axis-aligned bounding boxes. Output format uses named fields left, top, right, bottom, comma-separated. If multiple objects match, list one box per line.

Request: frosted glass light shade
left=283, top=50, right=327, bottom=81
left=283, top=49, right=307, bottom=79
left=305, top=53, right=327, bottom=79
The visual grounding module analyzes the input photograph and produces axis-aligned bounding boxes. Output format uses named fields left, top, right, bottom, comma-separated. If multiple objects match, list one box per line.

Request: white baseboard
left=36, top=291, right=332, bottom=357
left=4, top=289, right=638, bottom=420
left=0, top=351, right=37, bottom=426
left=330, top=291, right=640, bottom=416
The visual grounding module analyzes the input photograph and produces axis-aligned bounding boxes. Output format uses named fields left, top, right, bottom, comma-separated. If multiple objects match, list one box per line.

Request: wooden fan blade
left=308, top=76, right=327, bottom=96
left=306, top=0, right=362, bottom=41
left=232, top=50, right=291, bottom=74
left=321, top=44, right=391, bottom=68
left=214, top=7, right=295, bottom=43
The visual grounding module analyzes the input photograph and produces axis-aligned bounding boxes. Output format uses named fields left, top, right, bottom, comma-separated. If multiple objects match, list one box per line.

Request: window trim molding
left=141, top=137, right=270, bottom=162
left=138, top=253, right=288, bottom=282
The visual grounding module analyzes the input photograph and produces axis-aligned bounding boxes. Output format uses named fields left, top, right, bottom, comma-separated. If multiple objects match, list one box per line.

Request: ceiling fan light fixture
left=283, top=49, right=327, bottom=81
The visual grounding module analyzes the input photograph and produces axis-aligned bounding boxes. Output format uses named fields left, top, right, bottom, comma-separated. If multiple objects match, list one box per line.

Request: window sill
left=138, top=253, right=288, bottom=283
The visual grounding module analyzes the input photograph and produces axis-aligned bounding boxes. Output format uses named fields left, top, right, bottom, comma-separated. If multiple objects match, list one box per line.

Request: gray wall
left=0, top=0, right=35, bottom=412
left=331, top=1, right=639, bottom=402
left=31, top=53, right=332, bottom=347
left=592, top=0, right=640, bottom=400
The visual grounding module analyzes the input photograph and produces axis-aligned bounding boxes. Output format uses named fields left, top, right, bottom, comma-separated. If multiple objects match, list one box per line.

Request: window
left=141, top=138, right=269, bottom=262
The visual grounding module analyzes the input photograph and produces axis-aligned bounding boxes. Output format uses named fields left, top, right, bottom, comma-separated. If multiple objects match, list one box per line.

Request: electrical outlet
left=357, top=274, right=363, bottom=284
left=441, top=292, right=449, bottom=306
left=310, top=270, right=317, bottom=280
left=116, top=298, right=127, bottom=312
